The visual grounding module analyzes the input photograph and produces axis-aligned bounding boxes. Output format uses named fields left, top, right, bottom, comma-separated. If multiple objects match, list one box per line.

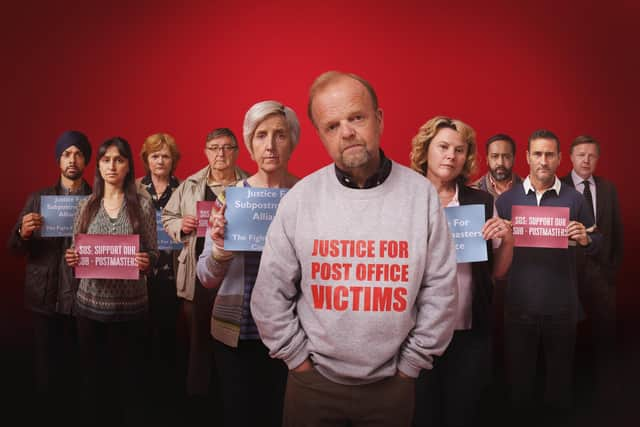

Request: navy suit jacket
left=561, top=174, right=624, bottom=279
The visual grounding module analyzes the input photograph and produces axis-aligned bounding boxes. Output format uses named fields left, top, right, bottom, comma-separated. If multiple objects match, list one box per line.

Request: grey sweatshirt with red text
left=250, top=162, right=458, bottom=385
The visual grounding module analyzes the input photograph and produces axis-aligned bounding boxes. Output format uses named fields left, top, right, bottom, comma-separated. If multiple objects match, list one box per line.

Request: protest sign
left=512, top=205, right=569, bottom=248
left=224, top=187, right=288, bottom=251
left=40, top=195, right=88, bottom=237
left=196, top=200, right=217, bottom=237
left=156, top=210, right=182, bottom=250
left=75, top=234, right=140, bottom=279
left=444, top=204, right=488, bottom=263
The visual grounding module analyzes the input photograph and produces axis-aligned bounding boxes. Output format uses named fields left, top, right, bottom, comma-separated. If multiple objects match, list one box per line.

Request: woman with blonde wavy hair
left=410, top=116, right=514, bottom=427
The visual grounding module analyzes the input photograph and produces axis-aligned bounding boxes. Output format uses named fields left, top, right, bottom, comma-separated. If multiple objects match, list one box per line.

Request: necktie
left=582, top=180, right=595, bottom=219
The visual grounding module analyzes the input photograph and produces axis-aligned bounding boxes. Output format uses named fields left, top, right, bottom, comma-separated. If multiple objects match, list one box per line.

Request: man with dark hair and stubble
left=495, top=129, right=601, bottom=426
left=8, top=130, right=92, bottom=420
left=471, top=133, right=523, bottom=379
left=472, top=133, right=522, bottom=199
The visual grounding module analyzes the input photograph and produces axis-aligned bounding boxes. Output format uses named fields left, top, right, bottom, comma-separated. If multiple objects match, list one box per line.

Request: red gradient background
left=2, top=0, right=638, bottom=406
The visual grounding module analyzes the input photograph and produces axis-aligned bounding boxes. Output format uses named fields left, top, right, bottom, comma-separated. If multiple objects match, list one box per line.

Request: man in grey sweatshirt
left=250, top=71, right=458, bottom=427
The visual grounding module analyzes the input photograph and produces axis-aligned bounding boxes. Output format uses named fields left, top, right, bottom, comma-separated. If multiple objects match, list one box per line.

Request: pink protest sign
left=75, top=234, right=140, bottom=279
left=196, top=201, right=217, bottom=237
left=512, top=205, right=569, bottom=249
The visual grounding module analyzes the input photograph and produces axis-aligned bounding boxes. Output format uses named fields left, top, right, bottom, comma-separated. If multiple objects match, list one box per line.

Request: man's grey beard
left=490, top=168, right=511, bottom=182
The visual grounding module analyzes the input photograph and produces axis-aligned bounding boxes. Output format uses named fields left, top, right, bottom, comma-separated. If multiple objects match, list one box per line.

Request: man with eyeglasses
left=162, top=128, right=247, bottom=419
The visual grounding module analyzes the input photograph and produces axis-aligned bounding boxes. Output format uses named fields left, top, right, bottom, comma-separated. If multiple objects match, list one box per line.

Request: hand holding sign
left=181, top=215, right=198, bottom=235
left=65, top=247, right=79, bottom=267
left=135, top=252, right=151, bottom=272
left=567, top=220, right=589, bottom=246
left=209, top=202, right=234, bottom=262
left=482, top=217, right=513, bottom=242
left=21, top=212, right=43, bottom=239
left=209, top=203, right=227, bottom=248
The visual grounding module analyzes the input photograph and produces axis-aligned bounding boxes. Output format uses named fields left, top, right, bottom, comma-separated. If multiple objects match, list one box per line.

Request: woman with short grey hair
left=197, top=100, right=300, bottom=427
left=242, top=100, right=300, bottom=156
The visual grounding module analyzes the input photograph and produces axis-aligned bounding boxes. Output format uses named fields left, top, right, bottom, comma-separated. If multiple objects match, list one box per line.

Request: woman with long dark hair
left=65, top=136, right=158, bottom=426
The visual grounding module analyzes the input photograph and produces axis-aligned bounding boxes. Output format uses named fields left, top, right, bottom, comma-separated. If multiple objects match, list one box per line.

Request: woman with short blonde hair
left=410, top=116, right=513, bottom=427
left=137, top=132, right=183, bottom=401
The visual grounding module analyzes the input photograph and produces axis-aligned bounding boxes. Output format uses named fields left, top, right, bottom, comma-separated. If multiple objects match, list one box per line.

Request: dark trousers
left=284, top=368, right=415, bottom=427
left=29, top=311, right=81, bottom=426
left=181, top=283, right=216, bottom=396
left=414, top=329, right=491, bottom=427
left=504, top=310, right=576, bottom=413
left=146, top=277, right=179, bottom=397
left=76, top=316, right=146, bottom=427
left=31, top=311, right=78, bottom=394
left=213, top=339, right=287, bottom=427
left=576, top=258, right=618, bottom=399
left=491, top=279, right=508, bottom=379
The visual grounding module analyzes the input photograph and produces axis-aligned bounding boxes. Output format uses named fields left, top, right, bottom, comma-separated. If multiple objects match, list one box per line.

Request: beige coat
left=162, top=165, right=248, bottom=301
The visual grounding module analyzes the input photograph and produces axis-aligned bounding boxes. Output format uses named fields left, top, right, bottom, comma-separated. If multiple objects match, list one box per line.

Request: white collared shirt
left=523, top=175, right=561, bottom=206
left=570, top=170, right=596, bottom=221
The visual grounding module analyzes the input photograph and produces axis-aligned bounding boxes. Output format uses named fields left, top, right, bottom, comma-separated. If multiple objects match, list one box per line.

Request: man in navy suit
left=561, top=135, right=624, bottom=404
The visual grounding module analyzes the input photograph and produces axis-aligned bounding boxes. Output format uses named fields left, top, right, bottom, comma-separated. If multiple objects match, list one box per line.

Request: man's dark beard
left=490, top=167, right=511, bottom=182
left=62, top=168, right=83, bottom=181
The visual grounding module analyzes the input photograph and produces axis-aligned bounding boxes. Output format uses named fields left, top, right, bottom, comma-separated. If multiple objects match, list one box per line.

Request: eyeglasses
left=206, top=145, right=238, bottom=152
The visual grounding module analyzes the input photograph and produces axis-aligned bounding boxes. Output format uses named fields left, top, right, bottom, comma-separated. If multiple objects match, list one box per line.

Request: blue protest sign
left=156, top=210, right=183, bottom=250
left=444, top=204, right=487, bottom=263
left=40, top=195, right=88, bottom=237
left=224, top=187, right=288, bottom=251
